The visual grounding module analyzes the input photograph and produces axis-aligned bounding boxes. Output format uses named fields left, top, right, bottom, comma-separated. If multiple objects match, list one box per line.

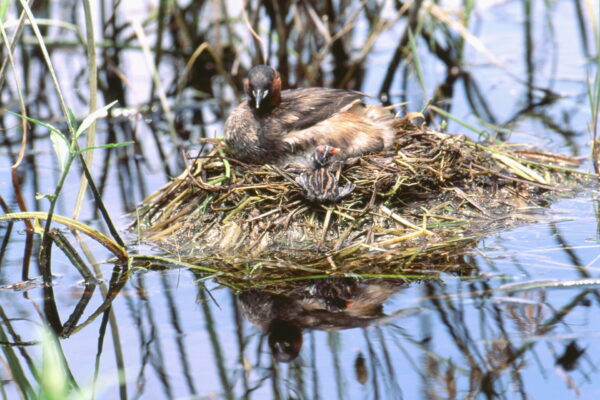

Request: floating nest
left=133, top=117, right=592, bottom=276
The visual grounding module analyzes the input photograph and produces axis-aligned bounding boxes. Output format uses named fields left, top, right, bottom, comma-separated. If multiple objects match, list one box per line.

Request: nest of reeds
left=133, top=117, right=591, bottom=274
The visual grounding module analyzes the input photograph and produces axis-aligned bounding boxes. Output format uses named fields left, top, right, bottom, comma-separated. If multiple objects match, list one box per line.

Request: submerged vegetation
left=0, top=0, right=598, bottom=398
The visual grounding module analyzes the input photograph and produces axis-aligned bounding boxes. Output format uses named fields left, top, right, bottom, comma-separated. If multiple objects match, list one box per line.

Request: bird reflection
left=237, top=278, right=405, bottom=362
left=267, top=319, right=303, bottom=362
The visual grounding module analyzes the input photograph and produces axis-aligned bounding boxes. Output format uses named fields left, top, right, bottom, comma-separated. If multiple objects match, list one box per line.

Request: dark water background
left=1, top=1, right=599, bottom=399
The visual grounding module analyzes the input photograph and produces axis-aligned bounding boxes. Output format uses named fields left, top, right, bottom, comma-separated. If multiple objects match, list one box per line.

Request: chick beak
left=329, top=148, right=341, bottom=155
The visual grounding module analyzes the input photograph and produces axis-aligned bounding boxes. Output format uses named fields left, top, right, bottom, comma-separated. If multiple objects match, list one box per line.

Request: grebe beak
left=253, top=89, right=269, bottom=109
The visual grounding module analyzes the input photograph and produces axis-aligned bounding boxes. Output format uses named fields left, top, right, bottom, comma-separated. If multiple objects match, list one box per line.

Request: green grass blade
left=17, top=0, right=75, bottom=136
left=6, top=111, right=71, bottom=174
left=0, top=0, right=9, bottom=22
left=72, top=0, right=101, bottom=221
left=429, top=105, right=495, bottom=141
left=0, top=211, right=129, bottom=260
left=75, top=100, right=118, bottom=139
left=408, top=29, right=426, bottom=95
left=49, top=130, right=70, bottom=173
left=5, top=110, right=64, bottom=138
left=491, top=153, right=549, bottom=184
left=0, top=324, right=36, bottom=398
left=76, top=141, right=134, bottom=155
left=40, top=328, right=70, bottom=400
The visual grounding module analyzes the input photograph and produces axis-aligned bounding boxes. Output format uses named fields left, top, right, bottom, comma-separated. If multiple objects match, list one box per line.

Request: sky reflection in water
left=0, top=0, right=599, bottom=398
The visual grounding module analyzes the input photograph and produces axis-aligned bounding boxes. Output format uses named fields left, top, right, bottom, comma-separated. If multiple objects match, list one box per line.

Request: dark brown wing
left=269, top=88, right=364, bottom=133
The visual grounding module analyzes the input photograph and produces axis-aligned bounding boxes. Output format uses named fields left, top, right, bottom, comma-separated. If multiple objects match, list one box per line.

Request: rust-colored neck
left=269, top=74, right=282, bottom=107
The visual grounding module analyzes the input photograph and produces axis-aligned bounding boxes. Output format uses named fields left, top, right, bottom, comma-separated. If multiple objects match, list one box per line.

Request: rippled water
left=1, top=0, right=599, bottom=399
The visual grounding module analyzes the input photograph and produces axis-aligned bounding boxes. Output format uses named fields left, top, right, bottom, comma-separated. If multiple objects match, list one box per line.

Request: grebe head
left=245, top=65, right=282, bottom=111
left=268, top=319, right=303, bottom=362
left=312, top=145, right=340, bottom=168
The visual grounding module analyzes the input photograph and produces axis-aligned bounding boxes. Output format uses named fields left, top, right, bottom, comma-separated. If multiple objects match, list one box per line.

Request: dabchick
left=295, top=145, right=354, bottom=203
left=224, top=65, right=398, bottom=166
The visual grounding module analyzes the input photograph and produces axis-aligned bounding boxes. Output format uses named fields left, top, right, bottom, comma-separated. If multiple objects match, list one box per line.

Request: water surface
left=1, top=0, right=599, bottom=399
